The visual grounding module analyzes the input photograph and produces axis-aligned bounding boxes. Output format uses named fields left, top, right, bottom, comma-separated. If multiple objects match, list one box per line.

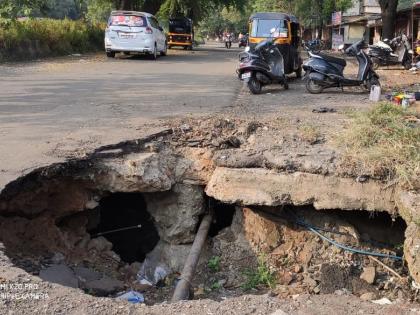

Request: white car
left=105, top=11, right=167, bottom=59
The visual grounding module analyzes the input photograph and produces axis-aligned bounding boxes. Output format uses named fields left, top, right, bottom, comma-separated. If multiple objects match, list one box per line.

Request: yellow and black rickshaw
left=167, top=17, right=194, bottom=50
left=248, top=12, right=302, bottom=77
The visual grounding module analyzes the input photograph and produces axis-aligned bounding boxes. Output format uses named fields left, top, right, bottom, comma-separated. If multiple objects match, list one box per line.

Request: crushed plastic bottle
left=116, top=290, right=145, bottom=304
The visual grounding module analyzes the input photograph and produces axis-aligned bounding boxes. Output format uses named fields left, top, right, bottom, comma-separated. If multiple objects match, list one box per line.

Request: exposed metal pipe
left=92, top=224, right=142, bottom=237
left=172, top=212, right=213, bottom=302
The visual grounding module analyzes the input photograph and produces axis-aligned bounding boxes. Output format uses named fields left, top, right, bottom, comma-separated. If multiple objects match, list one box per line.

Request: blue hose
left=285, top=211, right=403, bottom=261
left=307, top=224, right=403, bottom=261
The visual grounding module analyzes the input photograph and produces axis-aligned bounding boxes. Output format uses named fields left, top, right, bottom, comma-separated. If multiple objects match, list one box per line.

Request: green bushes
left=0, top=18, right=105, bottom=61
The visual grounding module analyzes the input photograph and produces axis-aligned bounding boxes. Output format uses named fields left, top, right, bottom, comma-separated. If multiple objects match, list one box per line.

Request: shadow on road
left=114, top=45, right=242, bottom=64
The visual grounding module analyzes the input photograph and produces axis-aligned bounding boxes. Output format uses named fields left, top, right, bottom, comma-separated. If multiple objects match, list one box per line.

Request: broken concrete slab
left=73, top=266, right=102, bottom=283
left=39, top=264, right=78, bottom=288
left=144, top=183, right=205, bottom=244
left=91, top=152, right=178, bottom=193
left=84, top=275, right=124, bottom=296
left=205, top=167, right=396, bottom=213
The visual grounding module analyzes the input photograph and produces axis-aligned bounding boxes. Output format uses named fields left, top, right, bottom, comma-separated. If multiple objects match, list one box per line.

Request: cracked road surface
left=0, top=43, right=241, bottom=189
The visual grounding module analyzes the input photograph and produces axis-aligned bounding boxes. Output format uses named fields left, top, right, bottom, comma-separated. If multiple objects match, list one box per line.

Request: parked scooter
left=368, top=34, right=413, bottom=70
left=237, top=28, right=288, bottom=94
left=303, top=40, right=379, bottom=94
left=303, top=38, right=325, bottom=53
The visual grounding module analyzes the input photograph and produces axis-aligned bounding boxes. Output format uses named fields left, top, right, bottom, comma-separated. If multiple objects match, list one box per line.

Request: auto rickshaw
left=248, top=12, right=302, bottom=77
left=167, top=17, right=194, bottom=50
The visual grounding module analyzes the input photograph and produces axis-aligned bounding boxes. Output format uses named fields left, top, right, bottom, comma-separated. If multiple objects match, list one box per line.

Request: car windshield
left=169, top=19, right=192, bottom=34
left=251, top=19, right=288, bottom=38
left=108, top=15, right=147, bottom=27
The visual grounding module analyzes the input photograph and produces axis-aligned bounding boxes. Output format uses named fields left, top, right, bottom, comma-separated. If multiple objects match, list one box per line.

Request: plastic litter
left=369, top=85, right=381, bottom=102
left=116, top=290, right=144, bottom=304
left=412, top=280, right=420, bottom=290
left=371, top=297, right=392, bottom=305
left=154, top=266, right=168, bottom=285
left=137, top=258, right=170, bottom=286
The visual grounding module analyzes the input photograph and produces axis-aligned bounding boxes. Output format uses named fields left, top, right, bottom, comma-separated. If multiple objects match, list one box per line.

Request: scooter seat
left=317, top=53, right=347, bottom=66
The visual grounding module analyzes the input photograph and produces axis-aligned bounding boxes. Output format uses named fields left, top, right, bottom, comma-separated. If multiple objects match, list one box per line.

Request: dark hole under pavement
left=89, top=193, right=160, bottom=263
left=208, top=199, right=236, bottom=237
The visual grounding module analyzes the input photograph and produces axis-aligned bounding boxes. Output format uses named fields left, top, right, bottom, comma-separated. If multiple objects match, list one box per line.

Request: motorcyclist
left=224, top=31, right=232, bottom=49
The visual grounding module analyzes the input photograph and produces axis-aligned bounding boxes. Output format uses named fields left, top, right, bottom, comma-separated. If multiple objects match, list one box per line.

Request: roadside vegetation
left=0, top=19, right=104, bottom=61
left=242, top=255, right=276, bottom=290
left=337, top=103, right=420, bottom=191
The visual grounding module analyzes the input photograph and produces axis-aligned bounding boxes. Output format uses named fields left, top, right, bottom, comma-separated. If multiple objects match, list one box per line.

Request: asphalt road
left=0, top=43, right=242, bottom=189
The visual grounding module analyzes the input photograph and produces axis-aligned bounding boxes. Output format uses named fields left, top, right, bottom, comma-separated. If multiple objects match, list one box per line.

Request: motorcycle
left=303, top=39, right=380, bottom=94
left=368, top=34, right=413, bottom=70
left=303, top=38, right=325, bottom=53
left=239, top=35, right=248, bottom=48
left=237, top=28, right=288, bottom=94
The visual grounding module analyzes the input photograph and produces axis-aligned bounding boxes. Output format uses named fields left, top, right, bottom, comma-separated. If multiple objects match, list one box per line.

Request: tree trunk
left=318, top=21, right=323, bottom=39
left=142, top=0, right=165, bottom=14
left=378, top=0, right=398, bottom=40
left=119, top=0, right=131, bottom=10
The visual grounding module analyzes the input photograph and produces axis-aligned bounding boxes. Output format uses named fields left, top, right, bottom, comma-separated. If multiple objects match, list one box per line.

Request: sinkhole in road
left=208, top=199, right=236, bottom=237
left=0, top=146, right=415, bottom=302
left=87, top=193, right=160, bottom=264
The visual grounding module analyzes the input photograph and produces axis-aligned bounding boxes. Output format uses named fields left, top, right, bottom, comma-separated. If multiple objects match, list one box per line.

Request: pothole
left=208, top=199, right=236, bottom=237
left=86, top=193, right=160, bottom=264
left=0, top=145, right=418, bottom=305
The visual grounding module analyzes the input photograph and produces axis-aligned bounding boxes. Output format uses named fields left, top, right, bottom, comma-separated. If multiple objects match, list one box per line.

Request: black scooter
left=303, top=40, right=379, bottom=94
left=237, top=32, right=288, bottom=94
left=368, top=34, right=413, bottom=70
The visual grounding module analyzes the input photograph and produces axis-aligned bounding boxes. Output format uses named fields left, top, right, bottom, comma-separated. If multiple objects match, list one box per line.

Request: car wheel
left=150, top=44, right=157, bottom=60
left=305, top=78, right=324, bottom=94
left=106, top=51, right=115, bottom=58
left=160, top=42, right=167, bottom=56
left=247, top=77, right=262, bottom=94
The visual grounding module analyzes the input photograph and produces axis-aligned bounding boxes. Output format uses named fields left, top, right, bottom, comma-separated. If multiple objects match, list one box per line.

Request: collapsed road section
left=0, top=124, right=419, bottom=305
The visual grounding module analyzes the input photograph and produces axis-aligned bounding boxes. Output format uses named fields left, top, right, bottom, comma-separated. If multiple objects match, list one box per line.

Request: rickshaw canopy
left=249, top=12, right=299, bottom=24
left=248, top=12, right=302, bottom=75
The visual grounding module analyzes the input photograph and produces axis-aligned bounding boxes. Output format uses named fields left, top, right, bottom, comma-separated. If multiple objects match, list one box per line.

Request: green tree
left=0, top=0, right=48, bottom=18
left=295, top=0, right=353, bottom=38
left=156, top=0, right=248, bottom=21
left=252, top=0, right=290, bottom=12
left=86, top=0, right=114, bottom=22
left=199, top=3, right=251, bottom=36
